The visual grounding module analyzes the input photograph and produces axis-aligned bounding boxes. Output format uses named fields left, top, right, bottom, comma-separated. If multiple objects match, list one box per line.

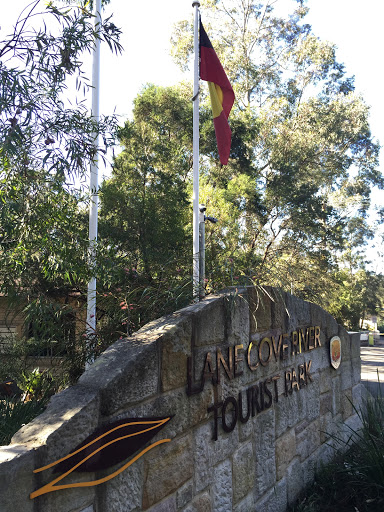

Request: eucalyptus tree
left=171, top=0, right=382, bottom=297
left=98, top=84, right=193, bottom=333
left=0, top=1, right=122, bottom=297
left=0, top=1, right=122, bottom=373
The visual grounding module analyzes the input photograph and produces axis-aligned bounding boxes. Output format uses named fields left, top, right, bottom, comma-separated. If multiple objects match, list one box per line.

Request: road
left=360, top=342, right=384, bottom=397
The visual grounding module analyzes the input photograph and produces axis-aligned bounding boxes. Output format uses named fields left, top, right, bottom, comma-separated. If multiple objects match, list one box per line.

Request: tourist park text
left=187, top=326, right=322, bottom=440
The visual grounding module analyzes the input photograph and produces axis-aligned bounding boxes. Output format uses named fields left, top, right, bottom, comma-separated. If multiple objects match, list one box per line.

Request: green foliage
left=0, top=368, right=55, bottom=446
left=20, top=368, right=55, bottom=400
left=0, top=1, right=121, bottom=178
left=169, top=0, right=382, bottom=312
left=326, top=265, right=384, bottom=330
left=98, top=0, right=384, bottom=328
left=0, top=394, right=51, bottom=446
left=97, top=84, right=194, bottom=333
left=290, top=390, right=384, bottom=512
left=100, top=83, right=192, bottom=279
left=0, top=2, right=124, bottom=391
left=0, top=1, right=122, bottom=300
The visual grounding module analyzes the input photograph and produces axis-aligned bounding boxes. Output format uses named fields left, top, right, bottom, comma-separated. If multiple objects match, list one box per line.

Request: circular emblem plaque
left=330, top=336, right=341, bottom=369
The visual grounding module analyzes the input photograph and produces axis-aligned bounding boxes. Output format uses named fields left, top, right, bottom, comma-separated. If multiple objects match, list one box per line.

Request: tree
left=171, top=0, right=382, bottom=300
left=327, top=265, right=384, bottom=331
left=0, top=1, right=121, bottom=291
left=0, top=1, right=122, bottom=378
left=98, top=84, right=193, bottom=333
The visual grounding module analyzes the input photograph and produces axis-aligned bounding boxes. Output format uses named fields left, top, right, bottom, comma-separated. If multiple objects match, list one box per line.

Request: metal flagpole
left=199, top=204, right=205, bottom=299
left=192, top=1, right=200, bottom=300
left=86, top=0, right=101, bottom=362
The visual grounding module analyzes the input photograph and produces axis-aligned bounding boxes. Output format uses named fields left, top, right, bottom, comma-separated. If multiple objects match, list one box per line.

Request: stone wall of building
left=0, top=287, right=362, bottom=512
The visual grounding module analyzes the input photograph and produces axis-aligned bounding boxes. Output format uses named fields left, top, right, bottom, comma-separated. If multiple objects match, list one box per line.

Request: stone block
left=248, top=286, right=272, bottom=334
left=350, top=333, right=361, bottom=359
left=319, top=368, right=332, bottom=393
left=96, top=457, right=143, bottom=512
left=332, top=376, right=341, bottom=416
left=0, top=445, right=35, bottom=512
left=182, top=492, right=211, bottom=512
left=352, top=383, right=363, bottom=411
left=161, top=318, right=192, bottom=392
left=212, top=459, right=232, bottom=511
left=36, top=474, right=96, bottom=512
left=216, top=360, right=253, bottom=399
left=320, top=392, right=332, bottom=416
left=296, top=418, right=320, bottom=462
left=176, top=480, right=193, bottom=509
left=303, top=373, right=320, bottom=421
left=142, top=434, right=193, bottom=509
left=344, top=413, right=362, bottom=438
left=310, top=304, right=338, bottom=341
left=314, top=443, right=336, bottom=470
left=192, top=297, right=226, bottom=348
left=252, top=286, right=287, bottom=332
left=194, top=420, right=239, bottom=493
left=10, top=387, right=101, bottom=512
left=79, top=336, right=160, bottom=415
left=270, top=289, right=289, bottom=331
left=233, top=441, right=255, bottom=504
left=254, top=409, right=276, bottom=495
left=238, top=410, right=254, bottom=442
left=233, top=492, right=255, bottom=512
left=351, top=358, right=361, bottom=386
left=301, top=450, right=316, bottom=488
left=130, top=385, right=213, bottom=440
left=254, top=477, right=287, bottom=512
left=302, top=342, right=327, bottom=373
left=12, top=385, right=100, bottom=453
left=340, top=360, right=352, bottom=391
left=274, top=391, right=301, bottom=439
left=226, top=292, right=250, bottom=346
left=147, top=495, right=177, bottom=512
left=285, top=294, right=311, bottom=331
left=245, top=330, right=285, bottom=381
left=320, top=411, right=333, bottom=444
left=275, top=428, right=296, bottom=480
left=341, top=389, right=353, bottom=420
left=194, top=423, right=213, bottom=493
left=309, top=305, right=329, bottom=346
left=286, top=457, right=303, bottom=505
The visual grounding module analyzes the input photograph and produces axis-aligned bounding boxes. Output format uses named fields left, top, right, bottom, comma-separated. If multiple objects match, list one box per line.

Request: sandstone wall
left=0, top=287, right=362, bottom=512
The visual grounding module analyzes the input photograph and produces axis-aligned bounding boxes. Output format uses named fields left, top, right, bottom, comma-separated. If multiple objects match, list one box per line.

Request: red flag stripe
left=200, top=47, right=234, bottom=118
left=200, top=21, right=235, bottom=165
left=213, top=110, right=232, bottom=166
left=200, top=25, right=234, bottom=118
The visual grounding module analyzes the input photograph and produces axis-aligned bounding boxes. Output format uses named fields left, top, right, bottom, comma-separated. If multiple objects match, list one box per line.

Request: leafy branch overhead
left=0, top=0, right=122, bottom=179
left=0, top=1, right=122, bottom=299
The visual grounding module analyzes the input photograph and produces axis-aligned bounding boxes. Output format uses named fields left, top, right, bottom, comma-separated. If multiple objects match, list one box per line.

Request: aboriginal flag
left=200, top=21, right=235, bottom=166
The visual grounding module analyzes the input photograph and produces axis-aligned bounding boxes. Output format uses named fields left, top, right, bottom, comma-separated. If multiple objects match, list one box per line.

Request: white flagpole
left=192, top=1, right=200, bottom=300
left=86, top=0, right=101, bottom=361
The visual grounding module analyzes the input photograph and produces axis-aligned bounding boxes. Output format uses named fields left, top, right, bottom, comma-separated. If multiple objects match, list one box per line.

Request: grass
left=0, top=368, right=55, bottom=446
left=0, top=394, right=51, bottom=446
left=290, top=390, right=384, bottom=512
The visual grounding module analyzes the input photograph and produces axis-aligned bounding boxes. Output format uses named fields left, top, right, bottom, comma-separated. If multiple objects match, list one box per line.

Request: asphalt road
left=360, top=343, right=384, bottom=397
